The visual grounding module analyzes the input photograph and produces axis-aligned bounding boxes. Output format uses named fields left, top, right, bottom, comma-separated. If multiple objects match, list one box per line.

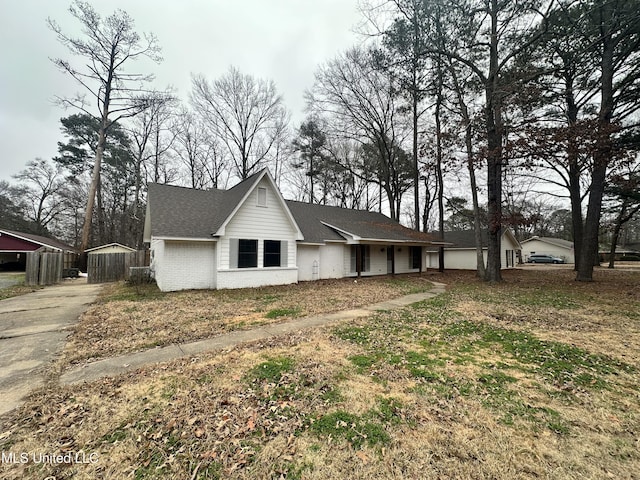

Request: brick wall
left=217, top=267, right=298, bottom=289
left=153, top=240, right=216, bottom=292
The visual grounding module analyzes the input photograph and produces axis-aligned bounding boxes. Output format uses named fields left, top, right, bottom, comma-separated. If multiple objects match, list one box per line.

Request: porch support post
left=391, top=246, right=395, bottom=276
left=356, top=245, right=362, bottom=278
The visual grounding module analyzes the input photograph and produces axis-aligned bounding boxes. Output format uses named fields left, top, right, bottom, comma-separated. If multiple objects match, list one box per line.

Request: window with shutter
left=238, top=239, right=258, bottom=268
left=350, top=245, right=370, bottom=272
left=263, top=240, right=281, bottom=267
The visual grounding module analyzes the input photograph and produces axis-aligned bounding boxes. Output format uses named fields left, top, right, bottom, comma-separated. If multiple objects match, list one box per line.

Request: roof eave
left=0, top=229, right=67, bottom=252
left=151, top=235, right=218, bottom=242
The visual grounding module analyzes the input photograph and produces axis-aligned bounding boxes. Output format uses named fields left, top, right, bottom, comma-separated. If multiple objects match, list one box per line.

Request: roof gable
left=521, top=236, right=574, bottom=250
left=146, top=170, right=302, bottom=241
left=214, top=170, right=303, bottom=240
left=85, top=243, right=136, bottom=253
left=145, top=171, right=438, bottom=245
left=0, top=229, right=76, bottom=252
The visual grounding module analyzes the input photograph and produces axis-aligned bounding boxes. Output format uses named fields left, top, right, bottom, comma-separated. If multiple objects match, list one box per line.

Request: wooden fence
left=87, top=250, right=148, bottom=284
left=25, top=251, right=63, bottom=286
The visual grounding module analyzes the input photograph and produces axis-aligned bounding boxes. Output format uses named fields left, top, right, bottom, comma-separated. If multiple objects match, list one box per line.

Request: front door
left=387, top=247, right=394, bottom=274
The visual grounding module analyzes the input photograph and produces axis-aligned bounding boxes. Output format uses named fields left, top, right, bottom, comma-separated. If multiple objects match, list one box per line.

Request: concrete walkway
left=60, top=281, right=447, bottom=385
left=0, top=278, right=103, bottom=416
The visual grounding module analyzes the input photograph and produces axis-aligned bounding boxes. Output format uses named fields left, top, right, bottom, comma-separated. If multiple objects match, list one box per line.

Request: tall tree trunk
left=449, top=59, right=486, bottom=278
left=412, top=4, right=421, bottom=231
left=96, top=176, right=105, bottom=244
left=413, top=89, right=420, bottom=230
left=564, top=68, right=584, bottom=272
left=577, top=4, right=615, bottom=282
left=484, top=1, right=503, bottom=283
left=80, top=123, right=106, bottom=253
left=422, top=174, right=432, bottom=232
left=568, top=155, right=583, bottom=271
left=607, top=206, right=625, bottom=269
left=468, top=135, right=485, bottom=278
left=435, top=76, right=445, bottom=273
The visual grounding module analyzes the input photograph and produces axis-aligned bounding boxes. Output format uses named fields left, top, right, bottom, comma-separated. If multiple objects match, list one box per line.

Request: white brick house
left=426, top=229, right=522, bottom=270
left=143, top=170, right=441, bottom=292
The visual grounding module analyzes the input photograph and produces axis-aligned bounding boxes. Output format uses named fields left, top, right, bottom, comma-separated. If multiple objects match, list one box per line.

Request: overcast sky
left=0, top=0, right=363, bottom=182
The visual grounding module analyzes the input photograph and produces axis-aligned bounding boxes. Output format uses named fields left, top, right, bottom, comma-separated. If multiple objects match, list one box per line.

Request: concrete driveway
left=0, top=278, right=102, bottom=416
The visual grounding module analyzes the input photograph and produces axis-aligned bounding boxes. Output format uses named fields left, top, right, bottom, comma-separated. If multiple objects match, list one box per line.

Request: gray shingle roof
left=147, top=170, right=437, bottom=245
left=426, top=230, right=490, bottom=249
left=426, top=229, right=520, bottom=250
left=286, top=201, right=437, bottom=244
left=146, top=171, right=260, bottom=239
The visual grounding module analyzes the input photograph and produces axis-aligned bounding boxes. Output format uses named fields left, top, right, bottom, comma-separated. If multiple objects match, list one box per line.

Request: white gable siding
left=152, top=239, right=216, bottom=291
left=220, top=177, right=298, bottom=270
left=215, top=177, right=298, bottom=289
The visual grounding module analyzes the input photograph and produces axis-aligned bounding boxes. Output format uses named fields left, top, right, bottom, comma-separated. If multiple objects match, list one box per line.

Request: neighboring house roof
left=599, top=246, right=640, bottom=254
left=0, top=228, right=76, bottom=252
left=146, top=169, right=439, bottom=245
left=85, top=243, right=136, bottom=253
left=521, top=236, right=574, bottom=250
left=426, top=229, right=520, bottom=250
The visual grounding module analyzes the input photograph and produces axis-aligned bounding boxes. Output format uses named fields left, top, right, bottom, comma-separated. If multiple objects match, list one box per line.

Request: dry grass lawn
left=58, top=275, right=435, bottom=367
left=1, top=268, right=639, bottom=479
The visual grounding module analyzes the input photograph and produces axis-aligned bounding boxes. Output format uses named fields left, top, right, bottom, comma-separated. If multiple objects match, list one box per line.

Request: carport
left=0, top=229, right=77, bottom=271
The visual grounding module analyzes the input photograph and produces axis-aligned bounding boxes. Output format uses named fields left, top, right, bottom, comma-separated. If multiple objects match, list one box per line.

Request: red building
left=0, top=229, right=76, bottom=271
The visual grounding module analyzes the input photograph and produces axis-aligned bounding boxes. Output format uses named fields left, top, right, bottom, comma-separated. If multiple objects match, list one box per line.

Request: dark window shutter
left=280, top=240, right=288, bottom=267
left=229, top=238, right=238, bottom=268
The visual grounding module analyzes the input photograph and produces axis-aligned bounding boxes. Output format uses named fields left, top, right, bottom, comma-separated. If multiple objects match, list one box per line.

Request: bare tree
left=190, top=67, right=289, bottom=180
left=0, top=181, right=30, bottom=232
left=419, top=0, right=554, bottom=282
left=516, top=0, right=640, bottom=280
left=48, top=0, right=162, bottom=253
left=604, top=162, right=640, bottom=268
left=571, top=0, right=640, bottom=281
left=307, top=47, right=413, bottom=220
left=12, top=159, right=68, bottom=236
left=126, top=93, right=178, bottom=246
left=172, top=108, right=228, bottom=189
